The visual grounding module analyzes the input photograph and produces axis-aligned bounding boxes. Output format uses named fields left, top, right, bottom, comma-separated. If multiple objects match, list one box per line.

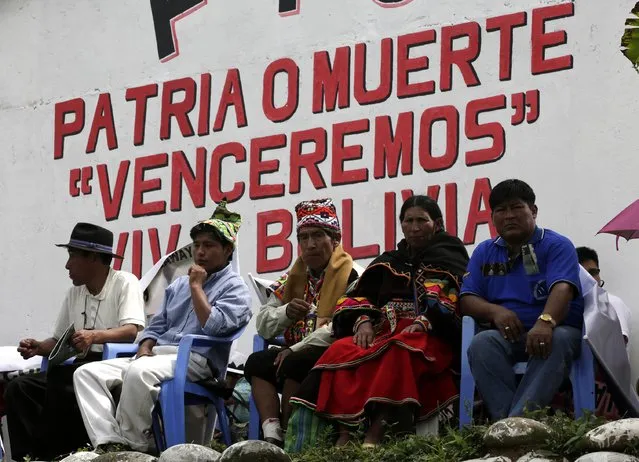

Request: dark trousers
left=4, top=354, right=100, bottom=460
left=468, top=327, right=581, bottom=420
left=244, top=346, right=327, bottom=387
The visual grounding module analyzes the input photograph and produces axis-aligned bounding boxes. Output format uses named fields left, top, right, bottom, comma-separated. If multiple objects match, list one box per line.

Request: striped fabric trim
left=68, top=239, right=114, bottom=253
left=1, top=367, right=41, bottom=382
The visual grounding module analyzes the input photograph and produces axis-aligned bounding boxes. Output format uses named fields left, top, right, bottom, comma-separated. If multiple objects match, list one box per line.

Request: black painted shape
left=278, top=0, right=298, bottom=14
left=151, top=0, right=205, bottom=60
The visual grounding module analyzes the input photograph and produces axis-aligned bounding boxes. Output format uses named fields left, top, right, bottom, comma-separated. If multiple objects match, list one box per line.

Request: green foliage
left=290, top=425, right=488, bottom=462
left=527, top=410, right=606, bottom=459
left=291, top=412, right=639, bottom=462
left=210, top=439, right=228, bottom=454
left=537, top=410, right=639, bottom=459
left=47, top=413, right=639, bottom=462
left=621, top=1, right=639, bottom=71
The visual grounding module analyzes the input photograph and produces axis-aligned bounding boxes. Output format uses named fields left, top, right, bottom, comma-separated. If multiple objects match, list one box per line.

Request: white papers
left=0, top=347, right=41, bottom=373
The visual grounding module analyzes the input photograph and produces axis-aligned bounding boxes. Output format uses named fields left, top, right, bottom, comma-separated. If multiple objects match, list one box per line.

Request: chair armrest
left=460, top=317, right=477, bottom=378
left=252, top=334, right=286, bottom=353
left=459, top=316, right=478, bottom=427
left=40, top=357, right=49, bottom=373
left=462, top=316, right=477, bottom=339
left=174, top=324, right=248, bottom=383
left=269, top=335, right=286, bottom=347
left=182, top=334, right=234, bottom=348
left=40, top=356, right=75, bottom=373
left=103, top=343, right=139, bottom=360
left=197, top=323, right=249, bottom=345
left=174, top=335, right=224, bottom=380
left=176, top=324, right=249, bottom=362
left=253, top=334, right=267, bottom=352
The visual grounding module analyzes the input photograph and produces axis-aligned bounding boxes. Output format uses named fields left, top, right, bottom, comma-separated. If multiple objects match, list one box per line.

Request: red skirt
left=311, top=318, right=457, bottom=422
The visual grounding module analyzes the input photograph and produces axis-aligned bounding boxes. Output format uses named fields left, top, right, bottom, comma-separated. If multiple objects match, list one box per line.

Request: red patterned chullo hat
left=295, top=198, right=341, bottom=239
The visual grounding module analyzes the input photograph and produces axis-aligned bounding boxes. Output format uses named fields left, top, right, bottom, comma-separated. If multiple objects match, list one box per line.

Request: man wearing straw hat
left=73, top=201, right=252, bottom=453
left=5, top=222, right=146, bottom=460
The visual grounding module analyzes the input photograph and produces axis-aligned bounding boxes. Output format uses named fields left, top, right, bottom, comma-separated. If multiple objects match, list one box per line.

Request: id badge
left=522, top=244, right=540, bottom=275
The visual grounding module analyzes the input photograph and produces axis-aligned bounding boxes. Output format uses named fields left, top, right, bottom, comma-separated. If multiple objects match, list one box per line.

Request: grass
left=21, top=412, right=638, bottom=462
left=286, top=411, right=639, bottom=462
left=289, top=425, right=488, bottom=462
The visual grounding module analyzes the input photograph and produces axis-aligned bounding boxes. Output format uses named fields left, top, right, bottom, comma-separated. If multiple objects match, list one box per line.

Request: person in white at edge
left=576, top=246, right=631, bottom=349
left=73, top=201, right=252, bottom=453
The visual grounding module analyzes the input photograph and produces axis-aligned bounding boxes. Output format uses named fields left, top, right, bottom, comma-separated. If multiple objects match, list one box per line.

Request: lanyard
left=83, top=295, right=102, bottom=330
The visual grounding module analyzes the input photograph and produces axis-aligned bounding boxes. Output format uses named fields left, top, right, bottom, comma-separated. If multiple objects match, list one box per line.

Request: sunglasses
left=586, top=268, right=605, bottom=287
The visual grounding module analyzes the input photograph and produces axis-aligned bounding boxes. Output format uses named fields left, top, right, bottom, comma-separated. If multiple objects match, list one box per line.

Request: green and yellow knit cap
left=190, top=200, right=242, bottom=247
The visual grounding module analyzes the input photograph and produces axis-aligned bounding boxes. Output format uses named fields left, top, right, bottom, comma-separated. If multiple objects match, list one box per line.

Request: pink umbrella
left=598, top=199, right=639, bottom=249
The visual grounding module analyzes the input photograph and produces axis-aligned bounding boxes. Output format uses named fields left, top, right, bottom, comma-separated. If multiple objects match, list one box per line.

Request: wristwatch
left=538, top=313, right=556, bottom=328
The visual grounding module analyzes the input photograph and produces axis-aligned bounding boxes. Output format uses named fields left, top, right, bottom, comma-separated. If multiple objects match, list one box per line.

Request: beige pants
left=73, top=345, right=212, bottom=451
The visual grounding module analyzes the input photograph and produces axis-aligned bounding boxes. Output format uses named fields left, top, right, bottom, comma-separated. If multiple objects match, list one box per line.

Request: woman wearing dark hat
left=5, top=223, right=146, bottom=461
left=290, top=196, right=469, bottom=447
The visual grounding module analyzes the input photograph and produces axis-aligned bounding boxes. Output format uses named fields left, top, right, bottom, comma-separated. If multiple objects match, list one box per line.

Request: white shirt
left=608, top=293, right=631, bottom=343
left=254, top=262, right=364, bottom=352
left=255, top=292, right=335, bottom=353
left=52, top=268, right=146, bottom=352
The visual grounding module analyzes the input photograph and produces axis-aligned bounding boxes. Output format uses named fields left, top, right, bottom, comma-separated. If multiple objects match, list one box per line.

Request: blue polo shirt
left=460, top=227, right=583, bottom=330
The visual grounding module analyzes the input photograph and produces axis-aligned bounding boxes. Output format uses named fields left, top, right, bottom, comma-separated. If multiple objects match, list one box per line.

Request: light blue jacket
left=138, top=264, right=252, bottom=374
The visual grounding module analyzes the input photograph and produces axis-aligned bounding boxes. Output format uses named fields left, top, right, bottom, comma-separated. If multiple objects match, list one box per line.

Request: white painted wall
left=0, top=0, right=638, bottom=385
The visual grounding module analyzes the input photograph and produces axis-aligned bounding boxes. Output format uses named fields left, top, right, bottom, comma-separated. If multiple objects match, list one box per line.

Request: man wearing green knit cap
left=73, top=202, right=252, bottom=453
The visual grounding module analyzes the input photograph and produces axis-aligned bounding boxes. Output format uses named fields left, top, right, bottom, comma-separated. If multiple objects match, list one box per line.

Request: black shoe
left=264, top=437, right=284, bottom=448
left=95, top=443, right=133, bottom=454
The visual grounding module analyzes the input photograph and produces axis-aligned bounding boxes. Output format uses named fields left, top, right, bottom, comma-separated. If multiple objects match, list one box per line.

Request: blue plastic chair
left=102, top=343, right=139, bottom=360
left=40, top=356, right=75, bottom=372
left=103, top=336, right=240, bottom=449
left=247, top=334, right=286, bottom=440
left=39, top=342, right=138, bottom=372
left=151, top=327, right=247, bottom=450
left=459, top=316, right=595, bottom=428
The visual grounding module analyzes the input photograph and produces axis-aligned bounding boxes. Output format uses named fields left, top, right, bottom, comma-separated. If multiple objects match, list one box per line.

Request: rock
left=462, top=456, right=512, bottom=461
left=158, top=444, right=221, bottom=462
left=582, top=419, right=639, bottom=451
left=484, top=418, right=554, bottom=449
left=93, top=451, right=158, bottom=462
left=516, top=451, right=568, bottom=461
left=60, top=452, right=101, bottom=461
left=219, top=440, right=291, bottom=462
left=575, top=452, right=639, bottom=462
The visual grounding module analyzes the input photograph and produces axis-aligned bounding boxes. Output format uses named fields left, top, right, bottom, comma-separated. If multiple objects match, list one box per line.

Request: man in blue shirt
left=73, top=201, right=252, bottom=453
left=461, top=179, right=584, bottom=420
